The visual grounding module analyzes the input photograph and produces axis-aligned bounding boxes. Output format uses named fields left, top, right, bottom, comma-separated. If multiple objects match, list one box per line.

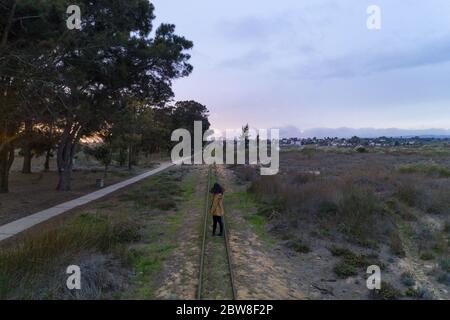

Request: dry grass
left=235, top=148, right=450, bottom=254
left=0, top=213, right=141, bottom=299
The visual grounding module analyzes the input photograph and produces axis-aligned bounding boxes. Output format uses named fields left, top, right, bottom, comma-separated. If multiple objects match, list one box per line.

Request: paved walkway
left=0, top=161, right=175, bottom=242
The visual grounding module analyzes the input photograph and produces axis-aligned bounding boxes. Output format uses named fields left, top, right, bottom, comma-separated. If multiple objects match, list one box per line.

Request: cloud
left=216, top=15, right=293, bottom=43
left=291, top=34, right=450, bottom=79
left=219, top=50, right=271, bottom=69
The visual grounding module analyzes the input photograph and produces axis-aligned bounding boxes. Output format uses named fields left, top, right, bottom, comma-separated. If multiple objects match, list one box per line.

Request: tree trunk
left=128, top=144, right=133, bottom=170
left=1, top=0, right=17, bottom=48
left=22, top=120, right=32, bottom=173
left=103, top=164, right=108, bottom=180
left=56, top=122, right=81, bottom=191
left=44, top=149, right=51, bottom=171
left=0, top=145, right=14, bottom=193
left=57, top=168, right=72, bottom=191
left=44, top=123, right=54, bottom=172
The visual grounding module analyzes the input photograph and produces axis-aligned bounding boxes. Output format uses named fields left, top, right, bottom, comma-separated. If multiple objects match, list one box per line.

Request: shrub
left=440, top=258, right=450, bottom=273
left=420, top=252, right=435, bottom=261
left=398, top=162, right=450, bottom=178
left=333, top=261, right=358, bottom=278
left=370, top=281, right=402, bottom=300
left=436, top=272, right=450, bottom=285
left=389, top=233, right=406, bottom=257
left=286, top=240, right=311, bottom=254
left=444, top=222, right=450, bottom=234
left=354, top=145, right=367, bottom=153
left=318, top=201, right=339, bottom=216
left=400, top=271, right=416, bottom=287
left=234, top=165, right=257, bottom=182
left=396, top=183, right=422, bottom=207
left=329, top=246, right=353, bottom=257
left=291, top=172, right=316, bottom=185
left=338, top=186, right=379, bottom=244
left=0, top=213, right=141, bottom=299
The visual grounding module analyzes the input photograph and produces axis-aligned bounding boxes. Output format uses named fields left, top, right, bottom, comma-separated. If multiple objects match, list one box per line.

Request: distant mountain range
left=277, top=126, right=450, bottom=139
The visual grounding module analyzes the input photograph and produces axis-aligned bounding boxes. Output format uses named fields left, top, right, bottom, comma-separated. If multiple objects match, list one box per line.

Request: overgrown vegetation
left=0, top=213, right=141, bottom=299
left=0, top=167, right=192, bottom=299
left=233, top=149, right=450, bottom=299
left=398, top=162, right=450, bottom=178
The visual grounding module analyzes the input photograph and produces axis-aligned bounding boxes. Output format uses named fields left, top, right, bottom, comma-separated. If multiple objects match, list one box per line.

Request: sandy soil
left=155, top=166, right=207, bottom=300
left=0, top=155, right=155, bottom=226
left=217, top=165, right=309, bottom=299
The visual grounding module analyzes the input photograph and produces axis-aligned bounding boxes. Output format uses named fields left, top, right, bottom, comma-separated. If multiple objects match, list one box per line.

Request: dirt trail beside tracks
left=216, top=165, right=308, bottom=300
left=155, top=166, right=207, bottom=299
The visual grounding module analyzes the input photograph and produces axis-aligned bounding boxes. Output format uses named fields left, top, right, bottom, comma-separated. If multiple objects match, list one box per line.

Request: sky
left=151, top=0, right=450, bottom=133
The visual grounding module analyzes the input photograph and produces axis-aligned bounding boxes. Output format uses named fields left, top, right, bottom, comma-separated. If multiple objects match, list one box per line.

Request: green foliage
left=84, top=144, right=112, bottom=167
left=389, top=233, right=406, bottom=257
left=419, top=251, right=435, bottom=261
left=331, top=246, right=383, bottom=279
left=338, top=186, right=379, bottom=245
left=120, top=172, right=181, bottom=211
left=370, top=282, right=402, bottom=300
left=404, top=287, right=433, bottom=300
left=354, top=145, right=368, bottom=153
left=398, top=162, right=450, bottom=178
left=286, top=240, right=311, bottom=254
left=400, top=272, right=416, bottom=287
left=329, top=245, right=353, bottom=257
left=333, top=261, right=358, bottom=278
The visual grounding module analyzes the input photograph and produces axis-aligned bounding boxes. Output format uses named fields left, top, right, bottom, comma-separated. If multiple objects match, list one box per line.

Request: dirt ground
left=229, top=149, right=450, bottom=300
left=154, top=166, right=208, bottom=299
left=217, top=165, right=309, bottom=299
left=0, top=155, right=156, bottom=226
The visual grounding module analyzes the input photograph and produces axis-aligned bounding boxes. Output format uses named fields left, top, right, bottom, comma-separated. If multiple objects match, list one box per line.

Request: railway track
left=197, top=166, right=237, bottom=300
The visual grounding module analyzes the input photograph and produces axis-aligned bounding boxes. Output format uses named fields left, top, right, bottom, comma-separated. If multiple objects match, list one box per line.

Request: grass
left=400, top=271, right=416, bottom=287
left=0, top=212, right=140, bottom=299
left=286, top=240, right=311, bottom=254
left=398, top=162, right=450, bottom=178
left=232, top=148, right=450, bottom=298
left=370, top=281, right=402, bottom=300
left=0, top=167, right=193, bottom=299
left=243, top=213, right=275, bottom=246
left=420, top=251, right=435, bottom=261
left=125, top=168, right=195, bottom=299
left=118, top=172, right=182, bottom=210
left=330, top=246, right=384, bottom=279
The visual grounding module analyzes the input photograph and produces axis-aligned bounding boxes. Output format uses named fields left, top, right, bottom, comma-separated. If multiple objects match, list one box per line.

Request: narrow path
left=155, top=166, right=208, bottom=299
left=0, top=162, right=175, bottom=242
left=217, top=165, right=308, bottom=300
left=200, top=166, right=235, bottom=300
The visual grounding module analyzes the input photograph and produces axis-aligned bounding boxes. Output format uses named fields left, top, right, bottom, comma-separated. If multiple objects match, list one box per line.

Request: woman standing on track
left=209, top=183, right=225, bottom=236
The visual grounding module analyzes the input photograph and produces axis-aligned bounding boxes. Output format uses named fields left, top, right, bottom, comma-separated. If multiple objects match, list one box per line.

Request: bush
left=436, top=272, right=450, bottom=285
left=440, top=258, right=450, bottom=273
left=333, top=261, right=358, bottom=278
left=338, top=186, right=379, bottom=244
left=419, top=252, right=435, bottom=261
left=389, top=233, right=406, bottom=257
left=354, top=145, right=367, bottom=153
left=398, top=162, right=450, bottom=178
left=0, top=213, right=141, bottom=299
left=234, top=165, right=257, bottom=182
left=405, top=287, right=433, bottom=300
left=286, top=240, right=311, bottom=254
left=396, top=183, right=422, bottom=207
left=400, top=271, right=416, bottom=287
left=329, top=246, right=353, bottom=257
left=370, top=282, right=402, bottom=300
left=318, top=201, right=339, bottom=216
